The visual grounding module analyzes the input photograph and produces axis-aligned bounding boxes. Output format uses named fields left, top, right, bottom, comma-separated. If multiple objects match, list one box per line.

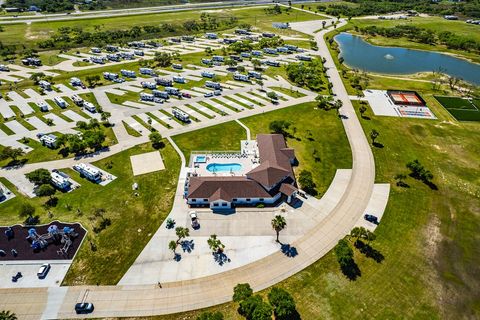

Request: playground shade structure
left=0, top=222, right=86, bottom=261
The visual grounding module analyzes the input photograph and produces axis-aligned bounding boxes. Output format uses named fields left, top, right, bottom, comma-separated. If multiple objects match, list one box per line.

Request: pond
left=334, top=32, right=480, bottom=85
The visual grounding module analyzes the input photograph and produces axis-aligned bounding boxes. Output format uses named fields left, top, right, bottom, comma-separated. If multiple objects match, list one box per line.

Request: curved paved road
left=0, top=19, right=375, bottom=319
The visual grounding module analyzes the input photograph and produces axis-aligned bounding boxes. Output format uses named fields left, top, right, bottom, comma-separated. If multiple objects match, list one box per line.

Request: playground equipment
left=26, top=224, right=78, bottom=256
left=4, top=227, right=14, bottom=240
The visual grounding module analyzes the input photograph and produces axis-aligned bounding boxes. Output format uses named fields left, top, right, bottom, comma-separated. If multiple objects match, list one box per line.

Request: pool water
left=195, top=155, right=207, bottom=163
left=206, top=163, right=242, bottom=173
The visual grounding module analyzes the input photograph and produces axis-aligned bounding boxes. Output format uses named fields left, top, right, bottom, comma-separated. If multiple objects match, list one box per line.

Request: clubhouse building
left=185, top=134, right=298, bottom=209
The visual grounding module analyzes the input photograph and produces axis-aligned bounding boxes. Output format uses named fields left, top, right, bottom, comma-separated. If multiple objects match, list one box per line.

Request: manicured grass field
left=0, top=141, right=181, bottom=285
left=173, top=120, right=246, bottom=160
left=434, top=96, right=480, bottom=122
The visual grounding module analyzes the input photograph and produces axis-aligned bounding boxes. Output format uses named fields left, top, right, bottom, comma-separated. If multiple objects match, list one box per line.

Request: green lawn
left=173, top=120, right=246, bottom=160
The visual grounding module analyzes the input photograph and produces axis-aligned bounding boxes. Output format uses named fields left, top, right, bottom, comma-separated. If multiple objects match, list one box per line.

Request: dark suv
left=75, top=303, right=94, bottom=314
left=364, top=214, right=379, bottom=225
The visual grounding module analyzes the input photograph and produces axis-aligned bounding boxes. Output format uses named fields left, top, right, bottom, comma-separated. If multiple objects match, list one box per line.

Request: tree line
left=356, top=24, right=480, bottom=53
left=317, top=0, right=480, bottom=18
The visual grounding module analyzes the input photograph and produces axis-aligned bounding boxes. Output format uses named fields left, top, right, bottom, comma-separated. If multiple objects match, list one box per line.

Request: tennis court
left=434, top=96, right=480, bottom=122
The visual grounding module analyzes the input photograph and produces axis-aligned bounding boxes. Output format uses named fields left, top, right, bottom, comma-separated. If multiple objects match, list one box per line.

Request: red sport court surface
left=390, top=92, right=423, bottom=105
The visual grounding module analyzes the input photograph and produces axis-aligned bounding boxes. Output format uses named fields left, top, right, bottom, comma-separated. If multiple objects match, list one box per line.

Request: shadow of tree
left=180, top=240, right=195, bottom=253
left=355, top=240, right=384, bottom=263
left=340, top=260, right=361, bottom=281
left=372, top=142, right=384, bottom=148
left=213, top=252, right=231, bottom=266
left=281, top=244, right=298, bottom=258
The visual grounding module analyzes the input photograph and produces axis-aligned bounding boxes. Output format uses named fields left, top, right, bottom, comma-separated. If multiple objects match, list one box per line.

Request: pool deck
left=190, top=152, right=257, bottom=177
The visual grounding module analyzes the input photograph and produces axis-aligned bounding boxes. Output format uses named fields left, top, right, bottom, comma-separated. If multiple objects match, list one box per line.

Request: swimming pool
left=206, top=163, right=242, bottom=173
left=194, top=155, right=207, bottom=163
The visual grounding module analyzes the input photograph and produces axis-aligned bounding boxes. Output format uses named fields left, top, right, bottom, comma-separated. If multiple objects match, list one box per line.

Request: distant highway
left=0, top=0, right=328, bottom=24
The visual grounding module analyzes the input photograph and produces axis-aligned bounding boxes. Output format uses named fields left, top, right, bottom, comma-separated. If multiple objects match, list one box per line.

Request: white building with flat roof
left=51, top=171, right=71, bottom=190
left=73, top=163, right=102, bottom=183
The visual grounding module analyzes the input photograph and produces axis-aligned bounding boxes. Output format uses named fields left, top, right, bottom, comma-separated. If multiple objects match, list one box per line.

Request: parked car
left=182, top=92, right=191, bottom=98
left=189, top=211, right=199, bottom=229
left=37, top=263, right=51, bottom=279
left=11, top=272, right=22, bottom=282
left=214, top=90, right=222, bottom=96
left=75, top=303, right=94, bottom=314
left=364, top=214, right=379, bottom=224
left=204, top=92, right=214, bottom=98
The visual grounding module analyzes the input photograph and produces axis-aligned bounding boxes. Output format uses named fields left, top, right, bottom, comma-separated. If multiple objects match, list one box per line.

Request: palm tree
left=0, top=310, right=17, bottom=320
left=175, top=226, right=189, bottom=245
left=207, top=234, right=225, bottom=253
left=370, top=129, right=379, bottom=145
left=168, top=240, right=177, bottom=258
left=271, top=215, right=287, bottom=243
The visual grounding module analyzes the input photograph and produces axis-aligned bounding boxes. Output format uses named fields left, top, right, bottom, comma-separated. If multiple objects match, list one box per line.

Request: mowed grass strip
left=146, top=112, right=171, bottom=129
left=185, top=104, right=214, bottom=119
left=122, top=120, right=142, bottom=137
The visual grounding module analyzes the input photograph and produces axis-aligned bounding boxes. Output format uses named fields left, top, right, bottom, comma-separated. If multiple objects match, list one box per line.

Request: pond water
left=334, top=32, right=480, bottom=85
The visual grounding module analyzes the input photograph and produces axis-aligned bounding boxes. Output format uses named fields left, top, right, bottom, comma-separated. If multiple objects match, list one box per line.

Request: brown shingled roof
left=188, top=176, right=271, bottom=202
left=279, top=183, right=298, bottom=196
left=246, top=134, right=295, bottom=187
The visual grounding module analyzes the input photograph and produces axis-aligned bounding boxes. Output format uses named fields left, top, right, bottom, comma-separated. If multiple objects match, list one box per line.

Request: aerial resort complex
left=0, top=0, right=479, bottom=319
left=186, top=134, right=297, bottom=209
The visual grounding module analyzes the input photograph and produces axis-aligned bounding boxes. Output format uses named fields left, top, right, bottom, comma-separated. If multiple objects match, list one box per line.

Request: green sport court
left=434, top=96, right=480, bottom=122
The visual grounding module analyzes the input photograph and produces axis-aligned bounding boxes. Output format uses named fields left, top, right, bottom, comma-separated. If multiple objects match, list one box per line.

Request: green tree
left=252, top=302, right=272, bottom=320
left=269, top=120, right=290, bottom=136
left=100, top=111, right=111, bottom=123
left=271, top=215, right=286, bottom=243
left=239, top=295, right=263, bottom=319
left=298, top=170, right=317, bottom=196
left=149, top=131, right=163, bottom=149
left=370, top=129, right=379, bottom=145
left=0, top=146, right=25, bottom=162
left=268, top=287, right=298, bottom=320
left=233, top=283, right=253, bottom=302
left=85, top=74, right=100, bottom=88
left=359, top=105, right=367, bottom=117
left=207, top=234, right=225, bottom=253
left=19, top=203, right=35, bottom=218
left=29, top=72, right=45, bottom=84
left=267, top=91, right=278, bottom=100
left=251, top=58, right=262, bottom=70
left=36, top=184, right=56, bottom=199
left=334, top=238, right=354, bottom=268
left=175, top=226, right=189, bottom=245
left=350, top=226, right=368, bottom=243
left=315, top=95, right=330, bottom=109
left=168, top=240, right=177, bottom=257
left=0, top=310, right=17, bottom=320
left=394, top=173, right=407, bottom=187
left=154, top=52, right=172, bottom=67
left=26, top=168, right=51, bottom=186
